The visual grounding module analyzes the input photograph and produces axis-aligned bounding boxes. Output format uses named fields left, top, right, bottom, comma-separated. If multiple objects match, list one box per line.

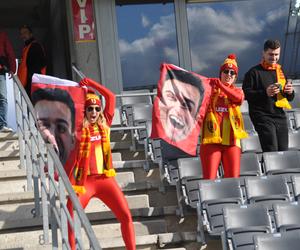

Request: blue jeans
left=0, top=75, right=8, bottom=128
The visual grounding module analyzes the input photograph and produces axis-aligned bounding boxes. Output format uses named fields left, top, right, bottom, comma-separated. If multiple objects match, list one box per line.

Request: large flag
left=151, top=63, right=212, bottom=155
left=31, top=74, right=86, bottom=176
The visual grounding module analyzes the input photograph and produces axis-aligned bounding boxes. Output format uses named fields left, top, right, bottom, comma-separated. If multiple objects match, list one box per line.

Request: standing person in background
left=200, top=54, right=248, bottom=179
left=18, top=25, right=46, bottom=98
left=67, top=77, right=136, bottom=250
left=0, top=29, right=16, bottom=132
left=243, top=39, right=294, bottom=152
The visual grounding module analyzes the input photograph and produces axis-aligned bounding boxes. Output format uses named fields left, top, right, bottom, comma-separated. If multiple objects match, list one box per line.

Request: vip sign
left=72, top=0, right=95, bottom=42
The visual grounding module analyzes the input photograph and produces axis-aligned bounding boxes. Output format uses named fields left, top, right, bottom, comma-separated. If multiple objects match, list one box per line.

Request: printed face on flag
left=151, top=64, right=212, bottom=156
left=31, top=74, right=85, bottom=167
left=159, top=77, right=201, bottom=141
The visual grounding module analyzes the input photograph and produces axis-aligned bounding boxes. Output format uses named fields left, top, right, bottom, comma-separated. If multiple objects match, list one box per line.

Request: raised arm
left=214, top=78, right=244, bottom=105
left=80, top=77, right=116, bottom=126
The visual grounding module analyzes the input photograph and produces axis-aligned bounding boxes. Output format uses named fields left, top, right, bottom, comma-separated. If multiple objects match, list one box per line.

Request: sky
left=116, top=0, right=294, bottom=88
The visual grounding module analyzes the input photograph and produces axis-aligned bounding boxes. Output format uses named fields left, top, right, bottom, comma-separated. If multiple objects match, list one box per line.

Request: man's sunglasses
left=223, top=69, right=236, bottom=76
left=87, top=106, right=101, bottom=112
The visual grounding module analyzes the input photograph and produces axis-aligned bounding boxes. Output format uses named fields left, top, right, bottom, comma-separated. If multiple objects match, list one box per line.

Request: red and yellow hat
left=85, top=92, right=101, bottom=107
left=220, top=54, right=238, bottom=75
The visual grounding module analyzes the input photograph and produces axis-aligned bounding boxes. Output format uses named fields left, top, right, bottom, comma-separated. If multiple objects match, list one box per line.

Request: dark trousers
left=250, top=114, right=288, bottom=152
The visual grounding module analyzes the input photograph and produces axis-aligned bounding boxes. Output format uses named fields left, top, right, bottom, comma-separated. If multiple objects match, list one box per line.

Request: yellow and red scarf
left=72, top=124, right=115, bottom=194
left=261, top=61, right=291, bottom=109
left=202, top=87, right=248, bottom=144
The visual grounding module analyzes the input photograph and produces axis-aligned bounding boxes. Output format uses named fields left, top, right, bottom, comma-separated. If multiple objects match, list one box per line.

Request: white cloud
left=141, top=14, right=151, bottom=28
left=119, top=0, right=290, bottom=87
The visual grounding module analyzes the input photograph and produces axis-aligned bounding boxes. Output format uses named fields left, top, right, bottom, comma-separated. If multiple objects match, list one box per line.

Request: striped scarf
left=261, top=60, right=291, bottom=109
left=202, top=87, right=248, bottom=144
left=72, top=124, right=115, bottom=194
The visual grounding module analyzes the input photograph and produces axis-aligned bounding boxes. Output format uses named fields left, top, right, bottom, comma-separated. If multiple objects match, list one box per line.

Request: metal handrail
left=11, top=74, right=101, bottom=249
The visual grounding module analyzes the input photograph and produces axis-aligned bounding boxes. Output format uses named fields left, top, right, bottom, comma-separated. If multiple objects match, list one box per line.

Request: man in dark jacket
left=243, top=39, right=294, bottom=152
left=17, top=25, right=46, bottom=98
left=0, top=29, right=16, bottom=132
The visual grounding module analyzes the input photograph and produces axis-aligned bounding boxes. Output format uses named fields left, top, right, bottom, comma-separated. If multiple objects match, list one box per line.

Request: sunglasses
left=223, top=69, right=236, bottom=76
left=87, top=106, right=101, bottom=112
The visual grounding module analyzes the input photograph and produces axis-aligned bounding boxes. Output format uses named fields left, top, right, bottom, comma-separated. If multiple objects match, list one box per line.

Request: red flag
left=31, top=74, right=86, bottom=176
left=151, top=63, right=212, bottom=155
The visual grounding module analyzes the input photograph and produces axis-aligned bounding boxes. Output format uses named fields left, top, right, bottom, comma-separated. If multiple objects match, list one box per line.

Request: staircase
left=0, top=130, right=204, bottom=250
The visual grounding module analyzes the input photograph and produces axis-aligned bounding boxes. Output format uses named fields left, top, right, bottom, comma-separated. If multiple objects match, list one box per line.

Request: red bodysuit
left=200, top=79, right=246, bottom=179
left=67, top=78, right=136, bottom=250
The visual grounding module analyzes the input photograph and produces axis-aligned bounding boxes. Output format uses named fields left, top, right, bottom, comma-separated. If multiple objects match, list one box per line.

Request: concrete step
left=0, top=139, right=19, bottom=151
left=0, top=171, right=134, bottom=194
left=0, top=219, right=167, bottom=249
left=0, top=158, right=21, bottom=170
left=0, top=132, right=18, bottom=141
left=0, top=195, right=150, bottom=229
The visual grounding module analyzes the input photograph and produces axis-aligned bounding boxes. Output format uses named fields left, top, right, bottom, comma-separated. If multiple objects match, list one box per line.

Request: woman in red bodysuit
left=200, top=54, right=248, bottom=179
left=67, top=78, right=136, bottom=250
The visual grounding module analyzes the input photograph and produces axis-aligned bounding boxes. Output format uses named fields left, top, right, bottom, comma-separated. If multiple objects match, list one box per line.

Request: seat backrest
left=273, top=202, right=300, bottom=232
left=241, top=134, right=262, bottom=153
left=292, top=175, right=300, bottom=201
left=240, top=100, right=249, bottom=113
left=199, top=178, right=243, bottom=203
left=111, top=106, right=123, bottom=126
left=240, top=152, right=262, bottom=176
left=290, top=84, right=300, bottom=109
left=245, top=176, right=290, bottom=203
left=294, top=111, right=300, bottom=130
left=242, top=113, right=256, bottom=134
left=254, top=232, right=300, bottom=250
left=223, top=204, right=271, bottom=231
left=177, top=157, right=202, bottom=179
left=263, top=151, right=300, bottom=174
left=132, top=104, right=153, bottom=122
left=288, top=131, right=300, bottom=150
left=120, top=89, right=152, bottom=106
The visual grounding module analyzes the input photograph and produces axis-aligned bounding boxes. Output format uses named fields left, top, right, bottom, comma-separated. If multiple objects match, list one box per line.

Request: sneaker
left=0, top=126, right=13, bottom=133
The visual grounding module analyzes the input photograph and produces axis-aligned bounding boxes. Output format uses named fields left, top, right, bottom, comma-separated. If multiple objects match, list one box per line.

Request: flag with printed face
left=31, top=74, right=86, bottom=175
left=151, top=63, right=212, bottom=155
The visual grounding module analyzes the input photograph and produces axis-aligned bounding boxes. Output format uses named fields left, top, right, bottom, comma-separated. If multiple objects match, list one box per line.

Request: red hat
left=85, top=92, right=101, bottom=107
left=220, top=54, right=238, bottom=75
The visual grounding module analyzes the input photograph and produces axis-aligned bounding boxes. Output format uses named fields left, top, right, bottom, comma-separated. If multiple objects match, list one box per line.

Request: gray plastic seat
left=245, top=176, right=291, bottom=207
left=288, top=131, right=300, bottom=150
left=177, top=157, right=202, bottom=208
left=240, top=153, right=262, bottom=176
left=241, top=134, right=262, bottom=154
left=197, top=178, right=244, bottom=238
left=291, top=175, right=300, bottom=201
left=273, top=202, right=300, bottom=233
left=254, top=232, right=300, bottom=250
left=263, top=151, right=300, bottom=175
left=222, top=204, right=272, bottom=250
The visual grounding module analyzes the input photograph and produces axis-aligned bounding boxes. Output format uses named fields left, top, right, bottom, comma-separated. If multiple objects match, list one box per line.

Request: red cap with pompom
left=220, top=53, right=238, bottom=75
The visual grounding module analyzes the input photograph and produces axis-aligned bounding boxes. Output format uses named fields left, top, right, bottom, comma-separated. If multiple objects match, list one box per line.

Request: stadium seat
left=294, top=110, right=300, bottom=130
left=253, top=232, right=300, bottom=250
left=288, top=131, right=300, bottom=151
left=221, top=204, right=272, bottom=250
left=241, top=134, right=262, bottom=154
left=245, top=176, right=291, bottom=207
left=242, top=113, right=256, bottom=135
left=240, top=152, right=262, bottom=176
left=262, top=151, right=300, bottom=175
left=240, top=100, right=249, bottom=113
left=291, top=175, right=300, bottom=201
left=176, top=157, right=202, bottom=216
left=273, top=202, right=300, bottom=233
left=197, top=178, right=244, bottom=242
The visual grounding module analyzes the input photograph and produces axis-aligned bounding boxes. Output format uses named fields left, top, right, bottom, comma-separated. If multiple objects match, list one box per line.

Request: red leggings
left=200, top=144, right=241, bottom=179
left=67, top=175, right=136, bottom=250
